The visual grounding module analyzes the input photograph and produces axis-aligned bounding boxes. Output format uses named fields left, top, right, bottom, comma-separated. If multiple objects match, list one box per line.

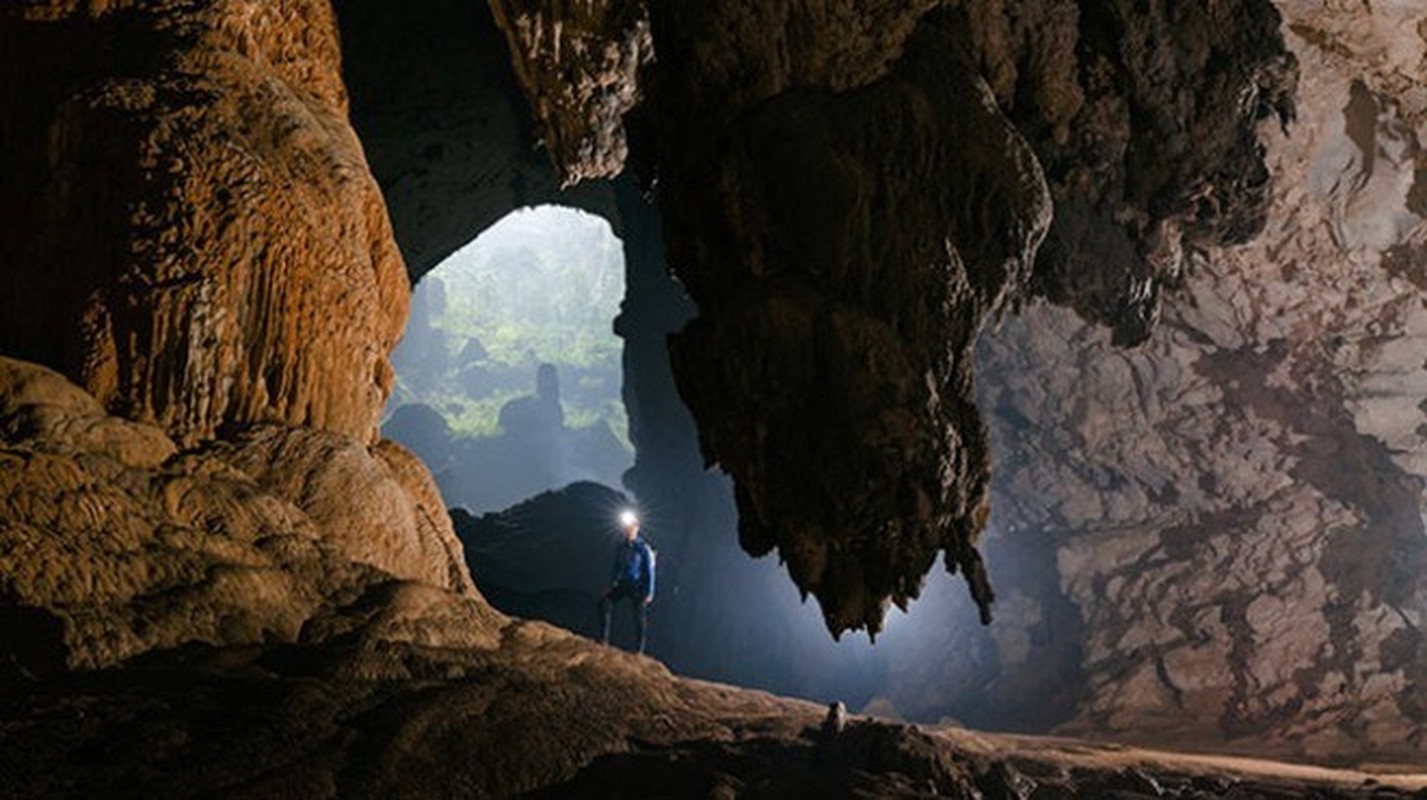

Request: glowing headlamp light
left=619, top=509, right=639, bottom=528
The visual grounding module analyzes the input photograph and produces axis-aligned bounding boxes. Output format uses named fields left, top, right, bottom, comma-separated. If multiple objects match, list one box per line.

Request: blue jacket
left=611, top=537, right=655, bottom=598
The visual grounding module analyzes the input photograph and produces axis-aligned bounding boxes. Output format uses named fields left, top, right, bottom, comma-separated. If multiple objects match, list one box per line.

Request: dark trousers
left=598, top=582, right=648, bottom=654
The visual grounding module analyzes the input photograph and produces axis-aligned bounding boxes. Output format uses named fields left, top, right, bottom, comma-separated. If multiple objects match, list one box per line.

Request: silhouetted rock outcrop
left=380, top=403, right=454, bottom=469
left=451, top=482, right=632, bottom=640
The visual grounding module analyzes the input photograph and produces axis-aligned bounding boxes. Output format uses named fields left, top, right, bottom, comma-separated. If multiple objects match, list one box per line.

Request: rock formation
left=343, top=0, right=1424, bottom=764
left=5, top=355, right=1424, bottom=796
left=645, top=6, right=1053, bottom=636
left=0, top=356, right=479, bottom=673
left=487, top=0, right=654, bottom=185
left=620, top=0, right=1289, bottom=638
left=334, top=0, right=620, bottom=276
left=0, top=0, right=407, bottom=446
left=959, top=0, right=1298, bottom=346
left=451, top=482, right=632, bottom=638
left=957, top=0, right=1427, bottom=761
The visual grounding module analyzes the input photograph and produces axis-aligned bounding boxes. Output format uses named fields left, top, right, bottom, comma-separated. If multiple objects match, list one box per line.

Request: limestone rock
left=0, top=0, right=407, bottom=446
left=959, top=0, right=1427, bottom=760
left=335, top=0, right=619, bottom=278
left=486, top=0, right=654, bottom=185
left=204, top=425, right=476, bottom=595
left=641, top=1, right=1290, bottom=639
left=650, top=8, right=1053, bottom=637
left=958, top=0, right=1298, bottom=345
left=2, top=625, right=1423, bottom=797
left=7, top=0, right=1423, bottom=771
left=0, top=356, right=490, bottom=672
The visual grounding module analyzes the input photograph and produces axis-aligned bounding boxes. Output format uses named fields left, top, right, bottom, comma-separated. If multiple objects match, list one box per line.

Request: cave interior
left=1, top=0, right=1427, bottom=796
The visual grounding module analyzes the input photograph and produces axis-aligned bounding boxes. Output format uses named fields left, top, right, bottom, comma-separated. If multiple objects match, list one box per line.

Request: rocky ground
left=3, top=632, right=1425, bottom=799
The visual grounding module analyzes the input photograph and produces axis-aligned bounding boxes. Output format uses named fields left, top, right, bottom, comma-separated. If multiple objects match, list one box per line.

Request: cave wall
left=948, top=0, right=1297, bottom=347
left=0, top=0, right=407, bottom=446
left=0, top=0, right=480, bottom=672
left=333, top=0, right=623, bottom=278
left=956, top=0, right=1427, bottom=760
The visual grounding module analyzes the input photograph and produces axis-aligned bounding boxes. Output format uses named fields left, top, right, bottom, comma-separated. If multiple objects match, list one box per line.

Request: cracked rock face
left=0, top=0, right=407, bottom=446
left=954, top=0, right=1297, bottom=346
left=966, top=0, right=1427, bottom=759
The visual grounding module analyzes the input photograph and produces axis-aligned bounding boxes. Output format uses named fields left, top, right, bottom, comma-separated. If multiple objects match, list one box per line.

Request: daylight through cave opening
left=381, top=205, right=632, bottom=515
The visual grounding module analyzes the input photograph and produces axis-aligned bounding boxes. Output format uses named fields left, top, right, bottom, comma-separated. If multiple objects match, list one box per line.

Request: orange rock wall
left=0, top=0, right=407, bottom=446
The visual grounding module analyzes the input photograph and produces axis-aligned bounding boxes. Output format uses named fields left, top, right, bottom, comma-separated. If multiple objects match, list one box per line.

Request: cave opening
left=381, top=204, right=633, bottom=516
left=362, top=189, right=1052, bottom=732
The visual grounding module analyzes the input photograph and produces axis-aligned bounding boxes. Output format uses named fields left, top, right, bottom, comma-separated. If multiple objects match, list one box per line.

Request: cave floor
left=1, top=617, right=1423, bottom=799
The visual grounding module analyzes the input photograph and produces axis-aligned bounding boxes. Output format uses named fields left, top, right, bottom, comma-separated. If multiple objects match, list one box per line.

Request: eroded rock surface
left=2, top=635, right=1423, bottom=798
left=8, top=358, right=1412, bottom=797
left=333, top=0, right=621, bottom=277
left=0, top=356, right=484, bottom=673
left=6, top=0, right=1426, bottom=777
left=954, top=0, right=1427, bottom=761
left=640, top=1, right=1292, bottom=638
left=649, top=7, right=1051, bottom=637
left=486, top=0, right=653, bottom=185
left=0, top=0, right=406, bottom=445
left=953, top=0, right=1297, bottom=346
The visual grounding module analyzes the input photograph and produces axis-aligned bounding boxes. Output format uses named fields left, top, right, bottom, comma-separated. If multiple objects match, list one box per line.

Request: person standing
left=599, top=510, right=655, bottom=654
